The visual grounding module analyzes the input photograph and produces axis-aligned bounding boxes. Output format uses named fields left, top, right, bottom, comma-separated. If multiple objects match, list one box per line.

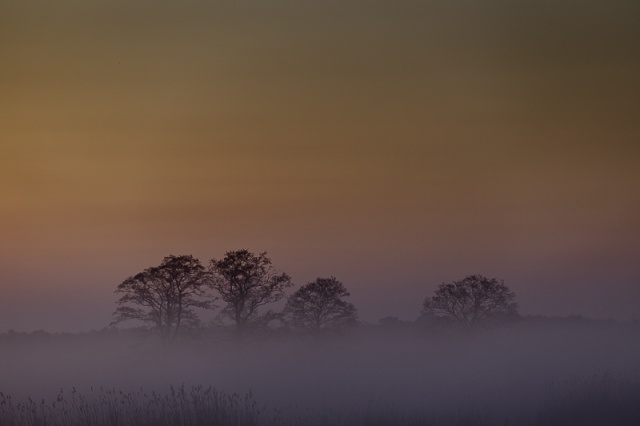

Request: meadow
left=1, top=376, right=639, bottom=426
left=1, top=318, right=639, bottom=425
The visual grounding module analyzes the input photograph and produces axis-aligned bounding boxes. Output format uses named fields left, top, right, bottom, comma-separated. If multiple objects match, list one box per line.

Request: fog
left=1, top=0, right=639, bottom=423
left=2, top=320, right=639, bottom=421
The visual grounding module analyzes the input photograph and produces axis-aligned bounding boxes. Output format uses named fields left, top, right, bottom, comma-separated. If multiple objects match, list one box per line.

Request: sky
left=1, top=0, right=639, bottom=332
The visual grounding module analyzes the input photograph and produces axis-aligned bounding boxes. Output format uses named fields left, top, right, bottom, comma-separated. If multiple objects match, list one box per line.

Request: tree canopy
left=111, top=255, right=212, bottom=341
left=284, top=277, right=358, bottom=331
left=209, top=249, right=292, bottom=335
left=422, top=274, right=518, bottom=328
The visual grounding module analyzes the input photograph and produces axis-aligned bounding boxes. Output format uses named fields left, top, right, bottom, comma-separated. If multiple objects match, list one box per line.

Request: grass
left=1, top=375, right=639, bottom=426
left=0, top=385, right=260, bottom=426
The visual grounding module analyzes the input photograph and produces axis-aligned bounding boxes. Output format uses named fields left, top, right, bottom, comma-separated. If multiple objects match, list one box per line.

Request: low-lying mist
left=2, top=319, right=639, bottom=420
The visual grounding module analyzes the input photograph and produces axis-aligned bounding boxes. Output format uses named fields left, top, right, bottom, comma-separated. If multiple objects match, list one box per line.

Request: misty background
left=1, top=0, right=639, bottom=333
left=2, top=321, right=639, bottom=414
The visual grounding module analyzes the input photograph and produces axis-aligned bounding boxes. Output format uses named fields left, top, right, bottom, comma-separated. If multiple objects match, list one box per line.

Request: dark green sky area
left=1, top=0, right=639, bottom=331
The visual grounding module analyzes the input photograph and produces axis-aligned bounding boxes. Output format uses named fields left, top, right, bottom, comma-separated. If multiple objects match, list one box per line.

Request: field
left=1, top=319, right=639, bottom=425
left=1, top=376, right=639, bottom=426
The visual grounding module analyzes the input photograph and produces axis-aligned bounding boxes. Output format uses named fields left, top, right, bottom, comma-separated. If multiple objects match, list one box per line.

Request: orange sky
left=1, top=0, right=639, bottom=331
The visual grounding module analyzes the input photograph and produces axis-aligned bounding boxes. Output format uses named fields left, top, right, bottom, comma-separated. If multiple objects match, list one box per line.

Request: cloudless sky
left=1, top=0, right=639, bottom=331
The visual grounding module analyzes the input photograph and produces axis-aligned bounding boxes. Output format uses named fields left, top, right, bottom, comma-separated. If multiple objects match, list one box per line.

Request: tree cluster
left=113, top=251, right=520, bottom=341
left=112, top=250, right=359, bottom=340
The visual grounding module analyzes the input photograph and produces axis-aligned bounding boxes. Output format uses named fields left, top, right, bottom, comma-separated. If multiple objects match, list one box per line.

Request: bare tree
left=209, top=250, right=292, bottom=336
left=422, top=274, right=518, bottom=328
left=111, top=255, right=213, bottom=341
left=284, top=277, right=358, bottom=331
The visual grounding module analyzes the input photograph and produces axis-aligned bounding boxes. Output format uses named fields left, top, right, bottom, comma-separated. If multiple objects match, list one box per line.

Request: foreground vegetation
left=1, top=319, right=637, bottom=425
left=1, top=375, right=639, bottom=426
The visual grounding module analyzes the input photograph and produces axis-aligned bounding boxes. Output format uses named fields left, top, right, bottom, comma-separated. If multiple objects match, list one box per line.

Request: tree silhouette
left=422, top=274, right=518, bottom=328
left=111, top=255, right=213, bottom=341
left=209, top=250, right=292, bottom=336
left=284, top=277, right=358, bottom=331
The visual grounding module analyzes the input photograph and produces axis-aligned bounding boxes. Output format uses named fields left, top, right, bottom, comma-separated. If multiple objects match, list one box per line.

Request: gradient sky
left=1, top=0, right=639, bottom=331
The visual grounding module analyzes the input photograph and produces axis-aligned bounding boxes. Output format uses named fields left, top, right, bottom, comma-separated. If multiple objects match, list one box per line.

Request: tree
left=421, top=274, right=518, bottom=328
left=284, top=277, right=358, bottom=331
left=111, top=255, right=213, bottom=341
left=209, top=249, right=292, bottom=336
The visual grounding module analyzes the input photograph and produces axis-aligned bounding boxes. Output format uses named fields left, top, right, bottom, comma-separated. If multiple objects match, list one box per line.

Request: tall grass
left=1, top=375, right=639, bottom=426
left=0, top=385, right=261, bottom=426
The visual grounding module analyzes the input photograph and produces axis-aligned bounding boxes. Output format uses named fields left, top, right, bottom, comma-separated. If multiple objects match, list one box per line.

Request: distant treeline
left=1, top=314, right=630, bottom=342
left=109, top=250, right=534, bottom=341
